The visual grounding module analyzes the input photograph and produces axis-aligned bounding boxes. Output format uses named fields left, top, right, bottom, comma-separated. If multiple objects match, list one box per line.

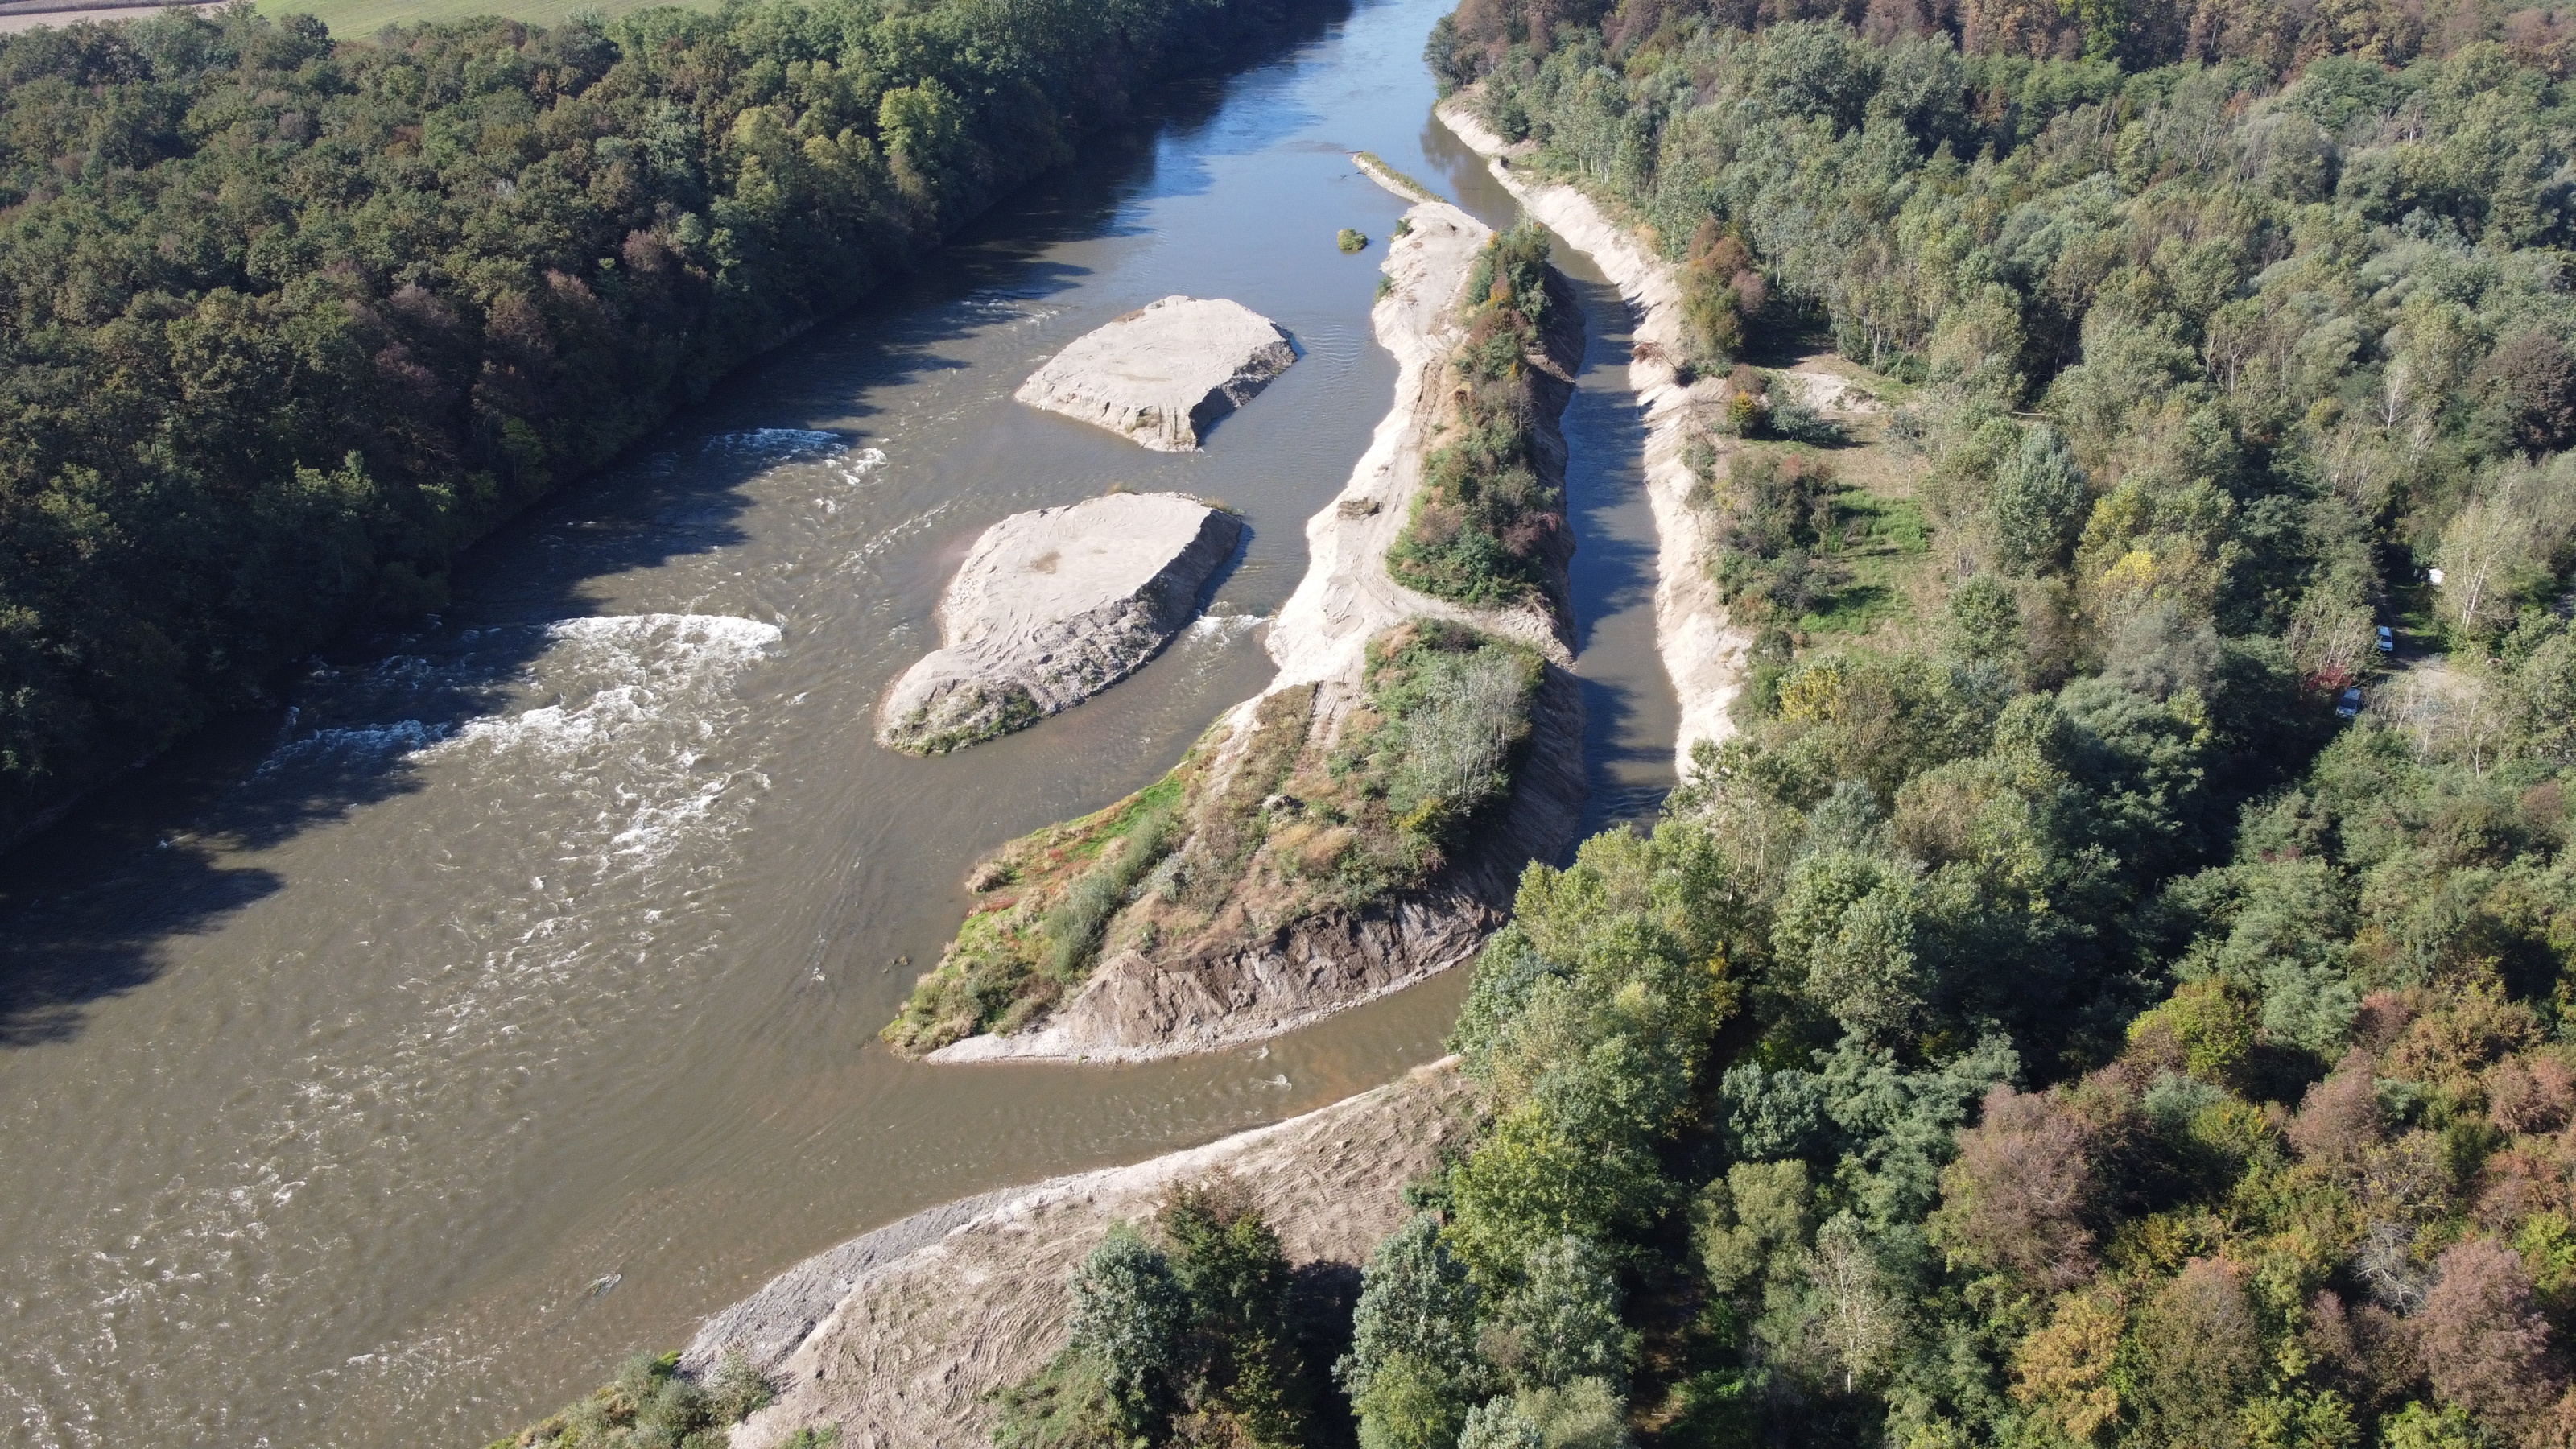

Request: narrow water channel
left=1424, top=122, right=1678, bottom=834
left=0, top=6, right=1678, bottom=1445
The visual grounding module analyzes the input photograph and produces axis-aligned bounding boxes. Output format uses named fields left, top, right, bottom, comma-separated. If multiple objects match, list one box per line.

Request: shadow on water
left=0, top=6, right=1354, bottom=1050
left=1558, top=272, right=1674, bottom=836
left=1407, top=104, right=1678, bottom=836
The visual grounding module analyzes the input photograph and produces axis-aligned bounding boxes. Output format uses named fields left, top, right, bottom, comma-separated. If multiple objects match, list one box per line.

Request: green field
left=255, top=0, right=711, bottom=37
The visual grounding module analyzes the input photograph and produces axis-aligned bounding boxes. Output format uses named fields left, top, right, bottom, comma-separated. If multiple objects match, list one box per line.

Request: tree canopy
left=0, top=0, right=1321, bottom=840
left=1323, top=1, right=2576, bottom=1446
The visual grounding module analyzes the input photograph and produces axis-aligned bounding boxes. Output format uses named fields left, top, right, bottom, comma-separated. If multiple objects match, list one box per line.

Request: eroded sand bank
left=684, top=1060, right=1472, bottom=1449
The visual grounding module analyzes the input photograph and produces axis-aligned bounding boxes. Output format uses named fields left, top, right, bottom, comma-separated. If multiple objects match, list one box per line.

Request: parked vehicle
left=2377, top=625, right=2396, bottom=654
left=2337, top=687, right=2363, bottom=718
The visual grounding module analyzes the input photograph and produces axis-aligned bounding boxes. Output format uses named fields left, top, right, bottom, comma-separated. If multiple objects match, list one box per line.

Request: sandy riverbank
left=1435, top=99, right=1750, bottom=775
left=683, top=1059, right=1472, bottom=1448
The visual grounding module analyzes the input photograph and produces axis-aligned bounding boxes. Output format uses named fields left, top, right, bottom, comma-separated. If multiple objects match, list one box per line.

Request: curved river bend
left=0, top=4, right=1676, bottom=1443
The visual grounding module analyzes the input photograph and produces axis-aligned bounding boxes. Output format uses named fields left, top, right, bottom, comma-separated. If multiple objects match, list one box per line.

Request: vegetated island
left=1015, top=295, right=1301, bottom=452
left=1439, top=97, right=1754, bottom=773
left=876, top=493, right=1243, bottom=754
left=881, top=185, right=1591, bottom=1065
left=0, top=0, right=1337, bottom=847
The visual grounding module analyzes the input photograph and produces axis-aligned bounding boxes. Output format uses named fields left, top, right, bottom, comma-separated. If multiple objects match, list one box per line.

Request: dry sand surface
left=877, top=493, right=1241, bottom=752
left=1437, top=98, right=1751, bottom=775
left=1015, top=295, right=1298, bottom=451
left=685, top=1059, right=1473, bottom=1449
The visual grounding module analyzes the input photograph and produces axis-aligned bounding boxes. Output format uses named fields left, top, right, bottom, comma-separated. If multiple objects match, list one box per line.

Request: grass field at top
left=255, top=0, right=714, bottom=39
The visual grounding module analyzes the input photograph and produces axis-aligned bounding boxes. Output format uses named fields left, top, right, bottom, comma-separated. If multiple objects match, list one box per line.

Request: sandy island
left=1015, top=295, right=1298, bottom=451
left=877, top=493, right=1242, bottom=753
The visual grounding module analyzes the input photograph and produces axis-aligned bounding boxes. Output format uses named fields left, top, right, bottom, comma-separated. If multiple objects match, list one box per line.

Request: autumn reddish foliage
left=2490, top=1055, right=2576, bottom=1136
left=2478, top=1146, right=2576, bottom=1230
left=1929, top=1085, right=2099, bottom=1292
left=2306, top=1290, right=2421, bottom=1416
left=2288, top=1052, right=2384, bottom=1173
left=2419, top=1237, right=2568, bottom=1439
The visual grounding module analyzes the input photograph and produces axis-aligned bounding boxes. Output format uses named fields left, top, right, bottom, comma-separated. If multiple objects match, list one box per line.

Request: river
left=0, top=3, right=1674, bottom=1443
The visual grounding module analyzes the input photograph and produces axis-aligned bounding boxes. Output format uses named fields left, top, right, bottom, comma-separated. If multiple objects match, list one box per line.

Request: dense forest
left=0, top=0, right=1327, bottom=843
left=993, top=4, right=2576, bottom=1449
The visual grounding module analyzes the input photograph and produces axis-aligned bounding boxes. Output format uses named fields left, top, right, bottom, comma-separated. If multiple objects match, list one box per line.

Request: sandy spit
left=1265, top=192, right=1567, bottom=689
left=683, top=1059, right=1472, bottom=1449
left=1436, top=99, right=1748, bottom=774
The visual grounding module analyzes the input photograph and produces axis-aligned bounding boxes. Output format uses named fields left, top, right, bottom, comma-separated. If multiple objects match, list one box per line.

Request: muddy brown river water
left=0, top=5, right=1678, bottom=1443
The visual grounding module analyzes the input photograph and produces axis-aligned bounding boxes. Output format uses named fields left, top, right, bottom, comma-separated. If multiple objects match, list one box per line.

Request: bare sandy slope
left=685, top=1059, right=1472, bottom=1449
left=1436, top=100, right=1750, bottom=775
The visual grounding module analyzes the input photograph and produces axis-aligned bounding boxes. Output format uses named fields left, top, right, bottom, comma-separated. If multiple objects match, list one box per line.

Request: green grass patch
left=882, top=750, right=1213, bottom=1055
left=1797, top=491, right=1928, bottom=636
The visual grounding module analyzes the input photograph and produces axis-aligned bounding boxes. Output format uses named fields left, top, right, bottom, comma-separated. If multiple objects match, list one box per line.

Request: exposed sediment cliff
left=1015, top=295, right=1298, bottom=451
left=877, top=493, right=1242, bottom=753
left=1438, top=97, right=1751, bottom=774
left=906, top=188, right=1588, bottom=1064
left=683, top=1060, right=1472, bottom=1449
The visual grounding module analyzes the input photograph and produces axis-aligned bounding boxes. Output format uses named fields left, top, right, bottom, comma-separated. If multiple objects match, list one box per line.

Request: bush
left=1001, top=1181, right=1323, bottom=1449
left=1067, top=1224, right=1191, bottom=1421
left=485, top=1348, right=762, bottom=1448
left=1340, top=1214, right=1489, bottom=1449
left=705, top=1350, right=774, bottom=1423
left=1313, top=623, right=1543, bottom=881
left=1703, top=449, right=1843, bottom=621
left=1989, top=427, right=2087, bottom=575
left=1484, top=1236, right=1636, bottom=1391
